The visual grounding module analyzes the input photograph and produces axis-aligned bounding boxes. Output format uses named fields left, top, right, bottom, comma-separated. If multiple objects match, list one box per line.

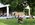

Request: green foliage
left=16, top=4, right=24, bottom=12
left=27, top=0, right=35, bottom=15
left=0, top=0, right=35, bottom=15
left=10, top=0, right=18, bottom=8
left=31, top=7, right=35, bottom=16
left=24, top=19, right=35, bottom=24
left=0, top=19, right=35, bottom=25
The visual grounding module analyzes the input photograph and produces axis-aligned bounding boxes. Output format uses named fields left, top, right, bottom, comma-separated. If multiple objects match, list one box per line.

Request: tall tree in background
left=27, top=0, right=35, bottom=16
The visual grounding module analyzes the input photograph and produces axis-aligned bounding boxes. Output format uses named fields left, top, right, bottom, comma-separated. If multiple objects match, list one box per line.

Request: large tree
left=1, top=0, right=35, bottom=15
left=27, top=0, right=35, bottom=16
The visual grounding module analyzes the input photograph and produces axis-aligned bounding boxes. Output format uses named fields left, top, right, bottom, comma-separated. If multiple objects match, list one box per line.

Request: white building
left=0, top=3, right=10, bottom=17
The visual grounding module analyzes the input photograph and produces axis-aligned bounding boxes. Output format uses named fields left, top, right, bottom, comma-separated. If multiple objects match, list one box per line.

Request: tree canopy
left=0, top=0, right=35, bottom=15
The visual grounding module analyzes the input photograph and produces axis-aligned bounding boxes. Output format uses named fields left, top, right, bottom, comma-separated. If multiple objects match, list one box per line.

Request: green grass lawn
left=0, top=18, right=35, bottom=25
